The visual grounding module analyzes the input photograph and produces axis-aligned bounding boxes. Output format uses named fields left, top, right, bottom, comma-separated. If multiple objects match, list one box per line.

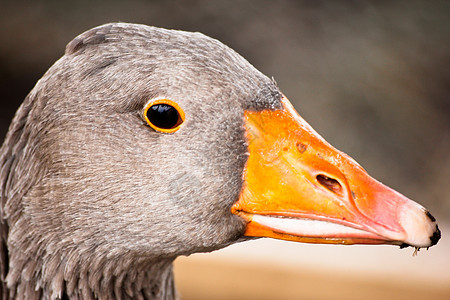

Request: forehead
left=65, top=23, right=282, bottom=112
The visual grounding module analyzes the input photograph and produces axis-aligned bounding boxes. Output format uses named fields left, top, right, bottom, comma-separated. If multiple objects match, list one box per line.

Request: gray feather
left=0, top=23, right=281, bottom=299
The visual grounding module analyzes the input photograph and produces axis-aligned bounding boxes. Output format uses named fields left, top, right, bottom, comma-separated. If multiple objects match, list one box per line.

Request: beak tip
left=399, top=204, right=440, bottom=248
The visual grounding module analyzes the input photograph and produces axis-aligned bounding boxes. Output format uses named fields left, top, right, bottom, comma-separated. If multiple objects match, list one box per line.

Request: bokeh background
left=1, top=1, right=449, bottom=299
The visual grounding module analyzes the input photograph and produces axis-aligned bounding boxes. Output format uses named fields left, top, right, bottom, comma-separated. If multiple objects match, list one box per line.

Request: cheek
left=200, top=119, right=248, bottom=210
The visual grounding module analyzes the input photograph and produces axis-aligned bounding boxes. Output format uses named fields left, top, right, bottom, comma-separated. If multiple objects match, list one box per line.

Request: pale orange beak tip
left=398, top=202, right=440, bottom=248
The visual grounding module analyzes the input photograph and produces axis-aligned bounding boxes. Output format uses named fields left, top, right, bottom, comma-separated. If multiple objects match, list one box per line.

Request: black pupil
left=147, top=104, right=181, bottom=129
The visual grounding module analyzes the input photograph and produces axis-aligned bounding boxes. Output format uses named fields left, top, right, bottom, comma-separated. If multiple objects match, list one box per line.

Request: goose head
left=0, top=23, right=440, bottom=299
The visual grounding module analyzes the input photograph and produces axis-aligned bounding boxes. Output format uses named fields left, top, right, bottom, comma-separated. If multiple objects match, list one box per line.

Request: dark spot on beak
left=430, top=225, right=441, bottom=246
left=425, top=210, right=436, bottom=222
left=423, top=210, right=440, bottom=247
left=399, top=243, right=411, bottom=249
left=296, top=142, right=307, bottom=154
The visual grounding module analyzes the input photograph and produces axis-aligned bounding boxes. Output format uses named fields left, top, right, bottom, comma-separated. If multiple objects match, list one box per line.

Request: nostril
left=316, top=174, right=343, bottom=195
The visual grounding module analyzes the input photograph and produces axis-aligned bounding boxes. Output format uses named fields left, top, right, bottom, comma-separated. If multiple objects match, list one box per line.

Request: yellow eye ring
left=143, top=99, right=185, bottom=133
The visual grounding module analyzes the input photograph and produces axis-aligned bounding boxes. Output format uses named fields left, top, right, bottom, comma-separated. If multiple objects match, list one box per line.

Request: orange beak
left=232, top=96, right=440, bottom=248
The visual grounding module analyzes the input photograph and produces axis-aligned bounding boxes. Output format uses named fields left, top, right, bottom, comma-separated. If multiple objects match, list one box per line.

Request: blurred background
left=1, top=0, right=449, bottom=299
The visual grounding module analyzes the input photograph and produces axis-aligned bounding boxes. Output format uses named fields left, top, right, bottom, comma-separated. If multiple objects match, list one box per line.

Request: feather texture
left=0, top=23, right=281, bottom=299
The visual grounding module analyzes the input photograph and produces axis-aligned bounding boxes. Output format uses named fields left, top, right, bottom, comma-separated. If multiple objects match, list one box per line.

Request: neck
left=4, top=244, right=177, bottom=300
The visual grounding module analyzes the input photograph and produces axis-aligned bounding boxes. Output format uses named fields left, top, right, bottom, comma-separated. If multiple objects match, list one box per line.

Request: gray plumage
left=0, top=23, right=281, bottom=299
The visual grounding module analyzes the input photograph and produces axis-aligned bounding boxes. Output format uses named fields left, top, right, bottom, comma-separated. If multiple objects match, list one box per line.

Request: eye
left=143, top=99, right=185, bottom=133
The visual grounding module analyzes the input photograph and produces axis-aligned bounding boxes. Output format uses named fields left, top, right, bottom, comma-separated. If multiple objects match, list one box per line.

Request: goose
left=0, top=23, right=440, bottom=300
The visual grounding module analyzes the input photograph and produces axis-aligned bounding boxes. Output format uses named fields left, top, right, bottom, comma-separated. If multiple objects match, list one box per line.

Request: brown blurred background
left=1, top=1, right=449, bottom=299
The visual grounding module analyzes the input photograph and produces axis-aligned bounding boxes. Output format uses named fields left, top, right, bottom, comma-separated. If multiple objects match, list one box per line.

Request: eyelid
left=143, top=99, right=185, bottom=133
